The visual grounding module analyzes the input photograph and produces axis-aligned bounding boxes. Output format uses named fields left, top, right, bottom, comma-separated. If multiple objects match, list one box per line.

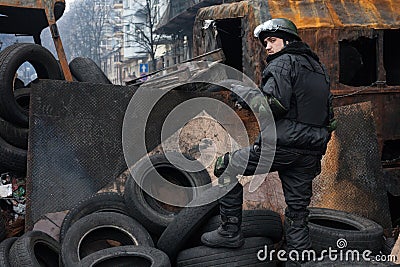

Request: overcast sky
left=66, top=0, right=75, bottom=11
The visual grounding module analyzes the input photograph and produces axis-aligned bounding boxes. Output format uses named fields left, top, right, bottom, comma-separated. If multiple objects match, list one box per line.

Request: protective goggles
left=254, top=21, right=282, bottom=38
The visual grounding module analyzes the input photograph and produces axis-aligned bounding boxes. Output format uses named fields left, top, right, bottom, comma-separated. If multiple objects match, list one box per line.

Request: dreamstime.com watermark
left=257, top=238, right=398, bottom=263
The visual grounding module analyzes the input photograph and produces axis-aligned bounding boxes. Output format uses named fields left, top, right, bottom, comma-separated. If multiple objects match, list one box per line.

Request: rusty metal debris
left=0, top=0, right=72, bottom=80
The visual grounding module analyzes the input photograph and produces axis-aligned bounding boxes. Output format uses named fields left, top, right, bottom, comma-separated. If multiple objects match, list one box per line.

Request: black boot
left=284, top=208, right=312, bottom=265
left=201, top=183, right=244, bottom=248
left=201, top=214, right=244, bottom=248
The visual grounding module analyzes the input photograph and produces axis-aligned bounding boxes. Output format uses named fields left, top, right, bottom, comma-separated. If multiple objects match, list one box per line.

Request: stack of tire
left=0, top=152, right=395, bottom=266
left=0, top=43, right=64, bottom=175
left=0, top=44, right=111, bottom=176
left=55, top=153, right=283, bottom=266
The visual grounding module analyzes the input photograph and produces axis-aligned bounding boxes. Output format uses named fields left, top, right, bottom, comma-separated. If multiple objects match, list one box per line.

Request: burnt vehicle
left=191, top=0, right=400, bottom=229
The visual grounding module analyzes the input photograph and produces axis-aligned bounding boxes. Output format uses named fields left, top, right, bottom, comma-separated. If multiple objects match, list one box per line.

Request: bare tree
left=126, top=0, right=168, bottom=71
left=57, top=0, right=112, bottom=64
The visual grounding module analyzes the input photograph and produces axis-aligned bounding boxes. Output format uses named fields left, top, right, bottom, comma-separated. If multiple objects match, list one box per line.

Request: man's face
left=263, top=37, right=285, bottom=55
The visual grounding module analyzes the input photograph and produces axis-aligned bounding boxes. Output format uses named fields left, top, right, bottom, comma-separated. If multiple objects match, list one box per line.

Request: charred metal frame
left=0, top=0, right=72, bottom=81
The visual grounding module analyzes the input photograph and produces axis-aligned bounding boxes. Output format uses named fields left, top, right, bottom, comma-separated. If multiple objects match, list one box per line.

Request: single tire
left=9, top=231, right=60, bottom=267
left=124, top=153, right=212, bottom=236
left=61, top=212, right=153, bottom=267
left=177, top=237, right=277, bottom=267
left=0, top=238, right=18, bottom=267
left=0, top=43, right=62, bottom=127
left=0, top=116, right=28, bottom=149
left=308, top=207, right=383, bottom=254
left=69, top=57, right=111, bottom=84
left=77, top=246, right=171, bottom=267
left=157, top=185, right=230, bottom=261
left=60, top=192, right=129, bottom=242
left=0, top=136, right=27, bottom=174
left=193, top=209, right=283, bottom=246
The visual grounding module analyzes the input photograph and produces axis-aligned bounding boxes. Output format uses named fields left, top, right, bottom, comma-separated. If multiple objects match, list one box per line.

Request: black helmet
left=254, top=18, right=301, bottom=42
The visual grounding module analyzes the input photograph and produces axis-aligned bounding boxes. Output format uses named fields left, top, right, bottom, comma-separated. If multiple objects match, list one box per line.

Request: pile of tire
left=0, top=43, right=65, bottom=175
left=0, top=152, right=395, bottom=266
left=0, top=43, right=110, bottom=176
left=57, top=153, right=284, bottom=266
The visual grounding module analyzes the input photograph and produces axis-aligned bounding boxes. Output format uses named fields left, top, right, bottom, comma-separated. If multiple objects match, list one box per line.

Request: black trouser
left=220, top=144, right=321, bottom=252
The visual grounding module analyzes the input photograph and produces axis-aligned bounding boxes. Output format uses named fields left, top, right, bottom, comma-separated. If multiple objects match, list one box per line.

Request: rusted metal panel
left=0, top=0, right=47, bottom=9
left=157, top=0, right=233, bottom=33
left=196, top=1, right=250, bottom=20
left=262, top=0, right=400, bottom=29
left=311, top=102, right=392, bottom=228
left=0, top=0, right=72, bottom=81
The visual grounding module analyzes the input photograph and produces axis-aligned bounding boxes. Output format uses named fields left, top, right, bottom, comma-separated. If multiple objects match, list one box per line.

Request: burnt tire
left=308, top=207, right=383, bottom=254
left=124, top=153, right=212, bottom=236
left=0, top=238, right=17, bottom=267
left=59, top=192, right=129, bottom=242
left=157, top=185, right=231, bottom=262
left=0, top=43, right=62, bottom=127
left=77, top=246, right=171, bottom=267
left=193, top=209, right=283, bottom=246
left=0, top=136, right=27, bottom=174
left=0, top=116, right=28, bottom=150
left=176, top=237, right=277, bottom=267
left=61, top=211, right=153, bottom=267
left=69, top=57, right=111, bottom=84
left=9, top=231, right=60, bottom=267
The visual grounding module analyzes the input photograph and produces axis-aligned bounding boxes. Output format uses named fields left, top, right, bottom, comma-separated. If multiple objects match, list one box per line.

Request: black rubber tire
left=0, top=237, right=18, bottom=267
left=0, top=43, right=62, bottom=127
left=61, top=211, right=154, bottom=267
left=177, top=237, right=277, bottom=267
left=0, top=213, right=6, bottom=242
left=69, top=57, right=111, bottom=84
left=124, top=153, right=212, bottom=236
left=382, top=237, right=396, bottom=255
left=13, top=78, right=24, bottom=90
left=308, top=207, right=384, bottom=254
left=194, top=209, right=283, bottom=246
left=14, top=87, right=30, bottom=114
left=0, top=135, right=27, bottom=174
left=77, top=246, right=171, bottom=267
left=9, top=231, right=60, bottom=267
left=157, top=185, right=230, bottom=262
left=59, top=192, right=129, bottom=242
left=0, top=116, right=28, bottom=149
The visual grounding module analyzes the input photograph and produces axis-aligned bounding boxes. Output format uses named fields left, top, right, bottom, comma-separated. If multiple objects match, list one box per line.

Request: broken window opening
left=382, top=139, right=400, bottom=165
left=387, top=192, right=400, bottom=227
left=384, top=29, right=400, bottom=86
left=339, top=37, right=377, bottom=86
left=215, top=18, right=243, bottom=72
